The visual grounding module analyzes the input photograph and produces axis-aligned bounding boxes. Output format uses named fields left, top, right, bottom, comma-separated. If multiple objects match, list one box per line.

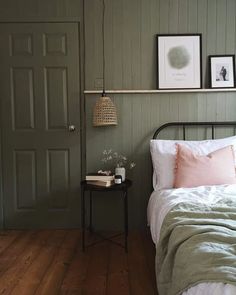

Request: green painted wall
left=85, top=0, right=236, bottom=229
left=0, top=0, right=83, bottom=19
left=0, top=0, right=236, bottom=229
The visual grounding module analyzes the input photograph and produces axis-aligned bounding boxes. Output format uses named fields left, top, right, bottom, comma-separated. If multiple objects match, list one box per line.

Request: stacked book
left=86, top=174, right=115, bottom=187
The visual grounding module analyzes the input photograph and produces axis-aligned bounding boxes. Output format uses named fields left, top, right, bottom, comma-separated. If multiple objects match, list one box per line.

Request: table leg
left=89, top=191, right=93, bottom=233
left=81, top=186, right=85, bottom=251
left=124, top=190, right=128, bottom=252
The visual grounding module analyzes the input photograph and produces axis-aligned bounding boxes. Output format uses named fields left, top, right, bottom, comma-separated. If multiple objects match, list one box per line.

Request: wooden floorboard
left=0, top=230, right=35, bottom=276
left=0, top=230, right=157, bottom=295
left=0, top=230, right=51, bottom=294
left=11, top=230, right=67, bottom=295
left=0, top=230, right=22, bottom=255
left=106, top=236, right=130, bottom=295
left=128, top=232, right=156, bottom=295
left=141, top=231, right=157, bottom=292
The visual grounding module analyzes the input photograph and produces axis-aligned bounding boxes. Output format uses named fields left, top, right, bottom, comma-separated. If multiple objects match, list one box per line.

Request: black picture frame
left=208, top=55, right=236, bottom=88
left=156, top=34, right=202, bottom=90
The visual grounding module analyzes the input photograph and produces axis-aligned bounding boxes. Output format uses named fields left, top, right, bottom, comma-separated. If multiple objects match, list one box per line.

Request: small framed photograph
left=209, top=55, right=236, bottom=88
left=157, top=34, right=202, bottom=89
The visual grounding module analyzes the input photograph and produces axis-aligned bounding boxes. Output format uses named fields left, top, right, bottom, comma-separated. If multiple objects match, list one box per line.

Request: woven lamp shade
left=93, top=95, right=118, bottom=126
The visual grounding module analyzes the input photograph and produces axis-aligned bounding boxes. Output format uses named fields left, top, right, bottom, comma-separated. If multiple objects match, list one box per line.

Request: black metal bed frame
left=153, top=121, right=236, bottom=140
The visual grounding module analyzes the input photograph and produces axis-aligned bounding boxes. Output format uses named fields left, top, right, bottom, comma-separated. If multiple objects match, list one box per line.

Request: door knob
left=68, top=125, right=76, bottom=132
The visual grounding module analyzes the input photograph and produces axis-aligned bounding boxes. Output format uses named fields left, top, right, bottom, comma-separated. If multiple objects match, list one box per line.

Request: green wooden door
left=0, top=23, right=81, bottom=228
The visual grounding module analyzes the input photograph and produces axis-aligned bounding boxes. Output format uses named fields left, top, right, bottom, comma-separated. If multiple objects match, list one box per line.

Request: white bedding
left=147, top=184, right=236, bottom=295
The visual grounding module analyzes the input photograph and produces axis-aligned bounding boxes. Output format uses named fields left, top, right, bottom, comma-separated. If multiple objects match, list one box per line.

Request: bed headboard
left=153, top=121, right=236, bottom=140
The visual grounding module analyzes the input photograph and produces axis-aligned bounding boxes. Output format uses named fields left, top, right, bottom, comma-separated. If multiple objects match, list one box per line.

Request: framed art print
left=157, top=34, right=202, bottom=89
left=209, top=55, right=236, bottom=88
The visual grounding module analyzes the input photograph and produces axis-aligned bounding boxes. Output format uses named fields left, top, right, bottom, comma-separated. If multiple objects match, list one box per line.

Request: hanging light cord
left=102, top=0, right=106, bottom=96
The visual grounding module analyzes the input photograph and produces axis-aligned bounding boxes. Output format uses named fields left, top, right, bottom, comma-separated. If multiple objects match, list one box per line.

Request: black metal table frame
left=81, top=180, right=131, bottom=252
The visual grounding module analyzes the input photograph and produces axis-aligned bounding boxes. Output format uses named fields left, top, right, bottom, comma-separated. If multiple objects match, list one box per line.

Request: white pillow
left=150, top=135, right=236, bottom=190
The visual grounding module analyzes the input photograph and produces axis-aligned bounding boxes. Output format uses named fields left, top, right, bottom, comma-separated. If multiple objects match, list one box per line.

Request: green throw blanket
left=156, top=197, right=236, bottom=295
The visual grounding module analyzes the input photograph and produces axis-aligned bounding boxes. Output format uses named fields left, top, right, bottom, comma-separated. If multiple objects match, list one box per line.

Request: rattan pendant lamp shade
left=93, top=0, right=117, bottom=127
left=93, top=92, right=118, bottom=126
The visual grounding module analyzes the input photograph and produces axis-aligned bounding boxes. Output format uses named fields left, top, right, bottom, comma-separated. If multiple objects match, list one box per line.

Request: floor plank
left=34, top=230, right=79, bottom=295
left=0, top=230, right=51, bottom=294
left=60, top=234, right=90, bottom=294
left=82, top=241, right=109, bottom=295
left=11, top=230, right=67, bottom=295
left=127, top=231, right=157, bottom=295
left=141, top=230, right=157, bottom=292
left=0, top=230, right=35, bottom=276
left=106, top=236, right=130, bottom=295
left=0, top=230, right=157, bottom=295
left=0, top=230, right=22, bottom=255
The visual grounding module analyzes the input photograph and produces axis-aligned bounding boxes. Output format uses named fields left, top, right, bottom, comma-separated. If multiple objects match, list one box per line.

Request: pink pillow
left=174, top=144, right=236, bottom=188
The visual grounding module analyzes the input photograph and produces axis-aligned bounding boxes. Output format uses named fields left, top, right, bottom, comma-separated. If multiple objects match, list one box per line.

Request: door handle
left=68, top=125, right=76, bottom=132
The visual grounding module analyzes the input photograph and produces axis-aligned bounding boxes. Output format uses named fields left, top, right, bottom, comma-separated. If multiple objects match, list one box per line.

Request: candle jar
left=115, top=167, right=125, bottom=182
left=114, top=175, right=122, bottom=184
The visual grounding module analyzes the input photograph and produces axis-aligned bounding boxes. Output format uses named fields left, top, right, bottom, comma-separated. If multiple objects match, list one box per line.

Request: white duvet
left=147, top=184, right=236, bottom=295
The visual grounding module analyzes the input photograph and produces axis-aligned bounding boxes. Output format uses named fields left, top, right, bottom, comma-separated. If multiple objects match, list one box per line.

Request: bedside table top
left=81, top=179, right=132, bottom=191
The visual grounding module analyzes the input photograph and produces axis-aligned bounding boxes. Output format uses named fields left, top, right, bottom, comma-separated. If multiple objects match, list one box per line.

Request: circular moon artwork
left=167, top=46, right=190, bottom=69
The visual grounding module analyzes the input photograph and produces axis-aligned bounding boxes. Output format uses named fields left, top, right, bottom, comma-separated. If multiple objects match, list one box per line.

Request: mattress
left=147, top=184, right=236, bottom=295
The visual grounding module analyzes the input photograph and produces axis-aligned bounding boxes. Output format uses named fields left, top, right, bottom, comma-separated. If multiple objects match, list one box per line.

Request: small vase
left=115, top=167, right=126, bottom=182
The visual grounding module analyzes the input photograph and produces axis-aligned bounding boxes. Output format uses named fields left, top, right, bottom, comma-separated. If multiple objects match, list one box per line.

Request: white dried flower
left=130, top=162, right=136, bottom=169
left=101, top=150, right=136, bottom=171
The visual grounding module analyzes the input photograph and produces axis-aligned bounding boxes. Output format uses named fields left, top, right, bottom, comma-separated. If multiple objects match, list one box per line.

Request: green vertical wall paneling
left=150, top=0, right=160, bottom=88
left=159, top=0, right=169, bottom=33
left=178, top=0, right=188, bottom=33
left=226, top=92, right=236, bottom=137
left=122, top=0, right=132, bottom=88
left=226, top=0, right=235, bottom=54
left=130, top=0, right=141, bottom=89
left=112, top=0, right=122, bottom=89
left=94, top=0, right=103, bottom=89
left=198, top=0, right=207, bottom=87
left=141, top=0, right=151, bottom=88
left=84, top=0, right=96, bottom=90
left=207, top=0, right=217, bottom=55
left=132, top=94, right=144, bottom=225
left=85, top=0, right=235, bottom=89
left=0, top=0, right=83, bottom=18
left=188, top=0, right=197, bottom=33
left=207, top=0, right=217, bottom=94
left=169, top=0, right=178, bottom=33
left=85, top=0, right=236, bottom=229
left=216, top=0, right=227, bottom=53
left=105, top=0, right=113, bottom=89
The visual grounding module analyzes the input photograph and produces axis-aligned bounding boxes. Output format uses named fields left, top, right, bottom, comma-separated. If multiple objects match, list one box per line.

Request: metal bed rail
left=153, top=121, right=236, bottom=140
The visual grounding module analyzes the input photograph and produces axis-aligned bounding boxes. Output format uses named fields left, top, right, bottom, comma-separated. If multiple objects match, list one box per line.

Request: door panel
left=14, top=150, right=36, bottom=209
left=47, top=149, right=69, bottom=209
left=45, top=67, right=68, bottom=129
left=0, top=23, right=81, bottom=228
left=11, top=67, right=35, bottom=130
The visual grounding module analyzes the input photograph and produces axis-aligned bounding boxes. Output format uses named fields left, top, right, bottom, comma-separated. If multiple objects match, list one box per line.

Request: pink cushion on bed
left=174, top=144, right=236, bottom=188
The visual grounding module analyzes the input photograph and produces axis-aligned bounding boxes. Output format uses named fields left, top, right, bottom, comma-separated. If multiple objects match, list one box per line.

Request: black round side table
left=80, top=179, right=132, bottom=252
